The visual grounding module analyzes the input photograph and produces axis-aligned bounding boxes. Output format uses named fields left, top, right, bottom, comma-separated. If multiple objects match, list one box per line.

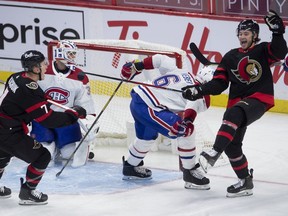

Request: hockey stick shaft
left=189, top=42, right=219, bottom=66
left=56, top=80, right=123, bottom=177
left=47, top=99, right=73, bottom=111
left=82, top=72, right=182, bottom=93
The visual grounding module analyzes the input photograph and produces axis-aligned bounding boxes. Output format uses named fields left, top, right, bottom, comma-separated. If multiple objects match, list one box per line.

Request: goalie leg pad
left=71, top=140, right=90, bottom=168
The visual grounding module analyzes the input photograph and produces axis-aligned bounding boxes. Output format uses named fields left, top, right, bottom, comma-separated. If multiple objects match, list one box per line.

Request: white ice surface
left=1, top=105, right=288, bottom=216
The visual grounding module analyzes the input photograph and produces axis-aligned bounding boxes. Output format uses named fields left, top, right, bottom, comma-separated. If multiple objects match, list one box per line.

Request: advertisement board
left=0, top=0, right=287, bottom=112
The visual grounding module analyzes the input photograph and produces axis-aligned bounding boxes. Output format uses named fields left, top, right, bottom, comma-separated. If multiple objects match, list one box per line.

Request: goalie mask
left=195, top=66, right=215, bottom=84
left=54, top=40, right=78, bottom=70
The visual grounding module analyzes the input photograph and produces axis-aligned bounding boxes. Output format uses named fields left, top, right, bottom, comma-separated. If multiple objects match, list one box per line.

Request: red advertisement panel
left=216, top=0, right=288, bottom=20
left=116, top=0, right=210, bottom=13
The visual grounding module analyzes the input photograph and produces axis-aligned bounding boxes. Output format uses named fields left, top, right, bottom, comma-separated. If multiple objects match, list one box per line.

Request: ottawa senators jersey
left=0, top=72, right=77, bottom=129
left=201, top=34, right=287, bottom=110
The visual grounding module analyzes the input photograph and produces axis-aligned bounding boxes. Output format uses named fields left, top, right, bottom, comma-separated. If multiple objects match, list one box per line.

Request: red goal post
left=47, top=39, right=183, bottom=69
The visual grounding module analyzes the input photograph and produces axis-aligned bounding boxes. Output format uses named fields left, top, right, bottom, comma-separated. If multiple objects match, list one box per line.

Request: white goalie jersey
left=133, top=54, right=210, bottom=114
left=39, top=61, right=96, bottom=115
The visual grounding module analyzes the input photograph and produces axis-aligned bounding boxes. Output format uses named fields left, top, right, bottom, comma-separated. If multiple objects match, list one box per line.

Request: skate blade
left=0, top=194, right=12, bottom=199
left=199, top=155, right=211, bottom=173
left=226, top=189, right=253, bottom=198
left=184, top=182, right=210, bottom=190
left=19, top=200, right=48, bottom=205
left=122, top=175, right=152, bottom=181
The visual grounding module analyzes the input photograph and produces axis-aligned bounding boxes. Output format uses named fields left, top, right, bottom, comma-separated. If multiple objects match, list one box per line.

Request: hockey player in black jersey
left=0, top=50, right=86, bottom=205
left=182, top=10, right=287, bottom=197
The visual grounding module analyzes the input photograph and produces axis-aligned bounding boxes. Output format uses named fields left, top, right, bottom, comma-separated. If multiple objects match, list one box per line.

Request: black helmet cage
left=237, top=19, right=260, bottom=42
left=21, top=50, right=45, bottom=72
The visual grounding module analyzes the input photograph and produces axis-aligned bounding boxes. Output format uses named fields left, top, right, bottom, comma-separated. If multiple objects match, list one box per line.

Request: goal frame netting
left=47, top=39, right=228, bottom=167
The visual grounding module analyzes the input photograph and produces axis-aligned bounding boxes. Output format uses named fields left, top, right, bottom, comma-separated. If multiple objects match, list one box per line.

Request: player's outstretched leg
left=226, top=169, right=254, bottom=198
left=18, top=178, right=48, bottom=205
left=0, top=186, right=12, bottom=198
left=122, top=156, right=152, bottom=180
left=199, top=149, right=222, bottom=173
left=183, top=163, right=210, bottom=190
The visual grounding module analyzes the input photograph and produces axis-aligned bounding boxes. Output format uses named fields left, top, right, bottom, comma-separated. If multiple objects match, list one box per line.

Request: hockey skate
left=199, top=149, right=221, bottom=173
left=226, top=169, right=254, bottom=198
left=18, top=178, right=48, bottom=205
left=0, top=186, right=11, bottom=199
left=183, top=163, right=210, bottom=190
left=122, top=156, right=152, bottom=180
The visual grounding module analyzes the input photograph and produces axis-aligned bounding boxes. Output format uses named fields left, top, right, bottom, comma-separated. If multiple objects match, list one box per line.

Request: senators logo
left=26, top=82, right=38, bottom=90
left=45, top=87, right=70, bottom=104
left=231, top=56, right=262, bottom=84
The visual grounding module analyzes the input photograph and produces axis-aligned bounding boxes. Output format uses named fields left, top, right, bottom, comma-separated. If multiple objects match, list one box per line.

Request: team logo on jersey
left=26, top=82, right=38, bottom=90
left=231, top=56, right=262, bottom=84
left=45, top=87, right=70, bottom=104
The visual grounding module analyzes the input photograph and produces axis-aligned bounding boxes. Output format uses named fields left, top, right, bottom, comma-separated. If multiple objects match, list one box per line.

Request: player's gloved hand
left=181, top=84, right=203, bottom=101
left=170, top=109, right=196, bottom=137
left=264, top=10, right=285, bottom=34
left=65, top=105, right=87, bottom=119
left=121, top=60, right=144, bottom=80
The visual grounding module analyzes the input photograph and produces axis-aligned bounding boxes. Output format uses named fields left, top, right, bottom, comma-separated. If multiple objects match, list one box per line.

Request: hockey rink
left=1, top=105, right=288, bottom=216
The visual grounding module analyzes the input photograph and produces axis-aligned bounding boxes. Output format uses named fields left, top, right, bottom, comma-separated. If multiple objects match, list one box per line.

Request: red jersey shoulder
left=68, top=68, right=89, bottom=85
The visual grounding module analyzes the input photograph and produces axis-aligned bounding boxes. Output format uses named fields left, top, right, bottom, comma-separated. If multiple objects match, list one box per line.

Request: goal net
left=47, top=39, right=227, bottom=166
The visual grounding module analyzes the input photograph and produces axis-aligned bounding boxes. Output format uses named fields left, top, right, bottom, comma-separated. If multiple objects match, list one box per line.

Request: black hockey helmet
left=21, top=50, right=45, bottom=72
left=237, top=19, right=260, bottom=42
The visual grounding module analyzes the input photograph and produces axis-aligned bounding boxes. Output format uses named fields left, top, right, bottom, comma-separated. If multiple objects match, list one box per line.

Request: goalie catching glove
left=264, top=10, right=285, bottom=34
left=170, top=109, right=196, bottom=137
left=121, top=60, right=145, bottom=80
left=182, top=84, right=204, bottom=101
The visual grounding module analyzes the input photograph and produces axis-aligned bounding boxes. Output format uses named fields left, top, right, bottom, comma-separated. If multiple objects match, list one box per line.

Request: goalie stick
left=189, top=42, right=219, bottom=66
left=79, top=72, right=182, bottom=93
left=56, top=80, right=123, bottom=177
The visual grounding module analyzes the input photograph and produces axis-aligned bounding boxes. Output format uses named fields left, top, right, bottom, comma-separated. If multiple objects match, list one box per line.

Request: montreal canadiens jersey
left=38, top=62, right=95, bottom=115
left=133, top=54, right=209, bottom=113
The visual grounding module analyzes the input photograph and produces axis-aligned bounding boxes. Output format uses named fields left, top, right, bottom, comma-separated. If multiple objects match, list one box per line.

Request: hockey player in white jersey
left=121, top=54, right=214, bottom=189
left=30, top=40, right=97, bottom=167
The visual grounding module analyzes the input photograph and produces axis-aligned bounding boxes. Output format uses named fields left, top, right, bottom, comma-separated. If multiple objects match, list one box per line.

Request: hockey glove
left=65, top=105, right=87, bottom=119
left=264, top=10, right=285, bottom=34
left=181, top=84, right=203, bottom=101
left=121, top=60, right=144, bottom=80
left=170, top=109, right=196, bottom=137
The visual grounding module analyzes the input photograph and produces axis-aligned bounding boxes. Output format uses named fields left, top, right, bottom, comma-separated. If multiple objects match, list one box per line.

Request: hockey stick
left=189, top=42, right=219, bottom=66
left=56, top=80, right=123, bottom=177
left=80, top=72, right=182, bottom=93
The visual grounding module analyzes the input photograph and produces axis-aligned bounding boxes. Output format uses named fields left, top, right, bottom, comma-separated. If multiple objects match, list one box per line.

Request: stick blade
left=189, top=42, right=210, bottom=65
left=189, top=43, right=218, bottom=66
